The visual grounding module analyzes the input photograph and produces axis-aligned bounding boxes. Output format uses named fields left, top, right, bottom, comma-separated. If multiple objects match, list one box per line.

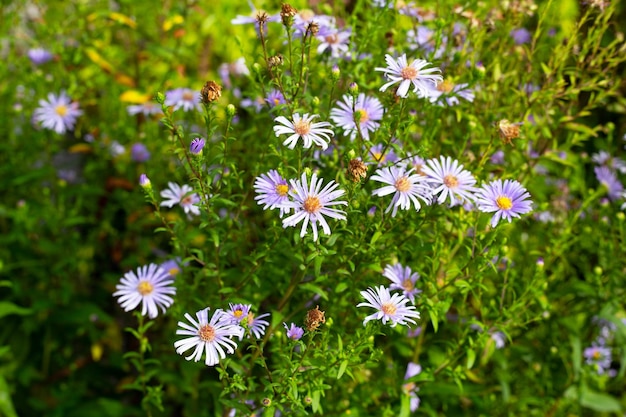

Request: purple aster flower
left=226, top=303, right=252, bottom=324
left=510, top=28, right=532, bottom=45
left=584, top=345, right=612, bottom=374
left=383, top=263, right=422, bottom=303
left=426, top=80, right=475, bottom=106
left=593, top=151, right=626, bottom=174
left=594, top=166, right=623, bottom=201
left=160, top=182, right=201, bottom=216
left=165, top=88, right=201, bottom=112
left=218, top=57, right=249, bottom=88
left=402, top=362, right=421, bottom=412
left=127, top=101, right=162, bottom=117
left=282, top=172, right=348, bottom=242
left=406, top=27, right=445, bottom=59
left=28, top=47, right=53, bottom=65
left=367, top=143, right=399, bottom=165
left=139, top=173, right=151, bottom=188
left=421, top=156, right=478, bottom=206
left=33, top=91, right=83, bottom=134
left=246, top=311, right=270, bottom=339
left=316, top=27, right=351, bottom=58
left=113, top=264, right=176, bottom=319
left=357, top=285, right=421, bottom=327
left=293, top=11, right=336, bottom=38
left=159, top=258, right=183, bottom=277
left=490, top=150, right=505, bottom=165
left=375, top=54, right=443, bottom=98
left=231, top=1, right=280, bottom=32
left=330, top=93, right=384, bottom=141
left=490, top=331, right=506, bottom=349
left=174, top=308, right=243, bottom=366
left=131, top=143, right=150, bottom=162
left=190, top=137, right=205, bottom=154
left=240, top=96, right=266, bottom=113
left=265, top=89, right=286, bottom=108
left=273, top=113, right=334, bottom=150
left=371, top=165, right=432, bottom=217
left=284, top=322, right=304, bottom=340
left=254, top=169, right=291, bottom=217
left=475, top=179, right=533, bottom=227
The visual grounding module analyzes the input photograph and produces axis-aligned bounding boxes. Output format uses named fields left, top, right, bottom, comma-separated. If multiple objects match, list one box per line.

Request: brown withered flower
left=498, top=119, right=522, bottom=144
left=347, top=158, right=368, bottom=183
left=201, top=81, right=222, bottom=104
left=268, top=54, right=284, bottom=68
left=280, top=4, right=297, bottom=26
left=304, top=306, right=326, bottom=332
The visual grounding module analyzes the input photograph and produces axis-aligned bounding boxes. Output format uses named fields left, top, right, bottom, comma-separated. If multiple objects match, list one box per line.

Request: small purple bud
left=190, top=137, right=205, bottom=154
left=139, top=173, right=151, bottom=188
left=131, top=143, right=150, bottom=162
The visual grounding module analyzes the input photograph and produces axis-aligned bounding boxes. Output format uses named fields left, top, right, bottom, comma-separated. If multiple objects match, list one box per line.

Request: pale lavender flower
left=160, top=258, right=182, bottom=277
left=510, top=28, right=531, bottom=45
left=273, top=113, right=334, bottom=150
left=33, top=91, right=83, bottom=134
left=190, top=137, right=205, bottom=154
left=254, top=170, right=291, bottom=217
left=174, top=308, right=243, bottom=366
left=284, top=323, right=304, bottom=340
left=131, top=143, right=150, bottom=162
left=282, top=172, right=347, bottom=242
left=240, top=96, right=266, bottom=113
left=402, top=362, right=422, bottom=412
left=490, top=150, right=505, bottom=165
left=28, top=47, right=53, bottom=65
left=358, top=285, right=420, bottom=327
left=160, top=182, right=201, bottom=216
left=426, top=80, right=475, bottom=106
left=421, top=156, right=478, bottom=206
left=265, top=89, right=286, bottom=108
left=490, top=331, right=506, bottom=349
left=231, top=1, right=280, bottom=31
left=247, top=312, right=270, bottom=339
left=475, top=179, right=533, bottom=227
left=330, top=93, right=384, bottom=140
left=383, top=263, right=422, bottom=303
left=127, top=102, right=162, bottom=117
left=594, top=166, right=623, bottom=201
left=371, top=165, right=432, bottom=217
left=584, top=345, right=612, bottom=374
left=375, top=54, right=443, bottom=98
left=367, top=143, right=398, bottom=165
left=113, top=264, right=176, bottom=319
left=406, top=27, right=445, bottom=58
left=139, top=173, right=151, bottom=187
left=226, top=303, right=251, bottom=324
left=165, top=88, right=201, bottom=112
left=316, top=27, right=351, bottom=58
left=293, top=11, right=336, bottom=38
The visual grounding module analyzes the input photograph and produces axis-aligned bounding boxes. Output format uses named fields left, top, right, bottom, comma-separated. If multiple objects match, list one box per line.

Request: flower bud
left=348, top=82, right=359, bottom=96
left=331, top=65, right=340, bottom=81
left=226, top=104, right=236, bottom=118
left=139, top=173, right=151, bottom=188
left=155, top=92, right=165, bottom=104
left=280, top=3, right=297, bottom=27
left=190, top=137, right=205, bottom=155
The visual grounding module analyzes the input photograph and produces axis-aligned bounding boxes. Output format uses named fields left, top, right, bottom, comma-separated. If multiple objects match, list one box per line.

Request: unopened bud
left=139, top=173, right=151, bottom=188
left=331, top=65, right=340, bottom=81
left=348, top=82, right=359, bottom=96
left=190, top=137, right=205, bottom=155
left=281, top=4, right=297, bottom=27
left=262, top=398, right=272, bottom=407
left=226, top=104, right=236, bottom=118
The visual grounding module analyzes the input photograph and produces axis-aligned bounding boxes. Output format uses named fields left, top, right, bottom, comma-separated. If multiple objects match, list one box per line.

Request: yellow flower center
left=182, top=91, right=194, bottom=101
left=437, top=79, right=455, bottom=93
left=402, top=279, right=414, bottom=291
left=401, top=65, right=418, bottom=80
left=303, top=196, right=321, bottom=213
left=55, top=104, right=68, bottom=117
left=592, top=350, right=601, bottom=360
left=496, top=196, right=513, bottom=210
left=233, top=309, right=244, bottom=319
left=355, top=109, right=369, bottom=123
left=273, top=98, right=281, bottom=106
left=443, top=174, right=459, bottom=188
left=198, top=324, right=215, bottom=341
left=294, top=119, right=311, bottom=136
left=168, top=267, right=180, bottom=276
left=373, top=152, right=384, bottom=162
left=276, top=184, right=289, bottom=196
left=381, top=302, right=397, bottom=316
left=137, top=280, right=153, bottom=295
left=395, top=176, right=411, bottom=192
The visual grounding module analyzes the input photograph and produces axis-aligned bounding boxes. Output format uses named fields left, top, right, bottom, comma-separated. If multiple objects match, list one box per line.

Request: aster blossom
left=594, top=166, right=624, bottom=201
left=113, top=264, right=176, bottom=319
left=375, top=54, right=443, bottom=98
left=371, top=165, right=432, bottom=217
left=383, top=263, right=422, bottom=303
left=282, top=172, right=347, bottom=242
left=33, top=91, right=83, bottom=134
left=403, top=362, right=422, bottom=412
left=164, top=88, right=201, bottom=112
left=421, top=156, right=478, bottom=206
left=475, top=179, right=533, bottom=227
left=254, top=170, right=291, bottom=217
left=273, top=113, right=334, bottom=150
left=584, top=345, right=612, bottom=374
left=330, top=93, right=384, bottom=140
left=284, top=323, right=305, bottom=340
left=174, top=308, right=243, bottom=367
left=160, top=182, right=201, bottom=216
left=357, top=285, right=421, bottom=327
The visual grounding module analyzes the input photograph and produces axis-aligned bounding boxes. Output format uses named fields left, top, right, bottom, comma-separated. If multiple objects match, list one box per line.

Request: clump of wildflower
left=383, top=263, right=422, bottom=303
left=371, top=165, right=432, bottom=217
left=273, top=113, right=334, bottom=150
left=330, top=93, right=384, bottom=141
left=347, top=158, right=368, bottom=182
left=33, top=91, right=83, bottom=134
left=160, top=182, right=201, bottom=216
left=358, top=286, right=420, bottom=327
left=402, top=362, right=422, bottom=412
left=200, top=81, right=221, bottom=104
left=304, top=306, right=326, bottom=331
left=421, top=156, right=478, bottom=206
left=254, top=169, right=291, bottom=217
left=165, top=88, right=201, bottom=112
left=475, top=179, right=533, bottom=227
left=498, top=119, right=522, bottom=144
left=375, top=54, right=443, bottom=98
left=284, top=322, right=304, bottom=340
left=282, top=172, right=347, bottom=242
left=510, top=28, right=531, bottom=44
left=113, top=264, right=176, bottom=319
left=174, top=308, right=243, bottom=366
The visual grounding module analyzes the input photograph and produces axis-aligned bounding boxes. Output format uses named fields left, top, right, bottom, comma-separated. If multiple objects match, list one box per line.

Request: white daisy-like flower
left=174, top=308, right=244, bottom=367
left=421, top=156, right=477, bottom=206
left=374, top=54, right=443, bottom=98
left=371, top=165, right=432, bottom=217
left=33, top=91, right=83, bottom=134
left=282, top=172, right=347, bottom=241
left=160, top=182, right=201, bottom=216
left=113, top=264, right=176, bottom=319
left=273, top=113, right=335, bottom=150
left=357, top=285, right=421, bottom=327
left=383, top=263, right=422, bottom=303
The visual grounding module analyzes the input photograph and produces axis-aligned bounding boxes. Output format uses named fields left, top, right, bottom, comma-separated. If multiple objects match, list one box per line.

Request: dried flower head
left=201, top=81, right=222, bottom=104
left=281, top=3, right=297, bottom=26
left=268, top=54, right=284, bottom=68
left=498, top=119, right=521, bottom=144
left=305, top=306, right=326, bottom=331
left=348, top=158, right=368, bottom=182
left=307, top=21, right=319, bottom=36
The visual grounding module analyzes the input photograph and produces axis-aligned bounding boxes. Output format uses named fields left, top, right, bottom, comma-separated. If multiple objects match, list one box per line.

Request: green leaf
left=337, top=360, right=348, bottom=379
left=466, top=349, right=476, bottom=369
left=0, top=302, right=32, bottom=319
left=0, top=375, right=17, bottom=417
left=580, top=389, right=622, bottom=413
